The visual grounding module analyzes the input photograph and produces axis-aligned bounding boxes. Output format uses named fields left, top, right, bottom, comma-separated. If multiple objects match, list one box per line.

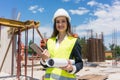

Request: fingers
left=42, top=49, right=47, bottom=54
left=60, top=60, right=73, bottom=72
left=68, top=60, right=71, bottom=64
left=61, top=65, right=73, bottom=72
left=42, top=49, right=50, bottom=56
left=41, top=49, right=50, bottom=61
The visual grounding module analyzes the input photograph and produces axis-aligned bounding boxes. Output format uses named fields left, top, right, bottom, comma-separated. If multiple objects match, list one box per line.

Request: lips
left=58, top=26, right=64, bottom=29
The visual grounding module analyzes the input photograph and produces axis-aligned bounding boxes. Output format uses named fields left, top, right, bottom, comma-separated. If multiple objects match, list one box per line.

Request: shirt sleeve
left=40, top=58, right=47, bottom=65
left=40, top=58, right=48, bottom=68
left=68, top=65, right=77, bottom=74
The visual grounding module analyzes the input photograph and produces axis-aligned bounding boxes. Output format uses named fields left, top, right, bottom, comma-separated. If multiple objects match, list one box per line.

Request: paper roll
left=46, top=58, right=75, bottom=67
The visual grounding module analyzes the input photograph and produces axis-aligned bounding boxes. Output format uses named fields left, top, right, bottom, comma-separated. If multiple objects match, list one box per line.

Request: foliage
left=106, top=55, right=112, bottom=60
left=79, top=37, right=87, bottom=58
left=109, top=43, right=120, bottom=58
left=109, top=43, right=115, bottom=50
left=114, top=45, right=120, bottom=56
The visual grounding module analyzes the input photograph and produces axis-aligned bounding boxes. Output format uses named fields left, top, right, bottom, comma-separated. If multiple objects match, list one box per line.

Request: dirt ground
left=0, top=60, right=120, bottom=80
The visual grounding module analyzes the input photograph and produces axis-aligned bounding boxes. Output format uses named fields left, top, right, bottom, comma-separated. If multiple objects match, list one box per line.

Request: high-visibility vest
left=45, top=36, right=77, bottom=80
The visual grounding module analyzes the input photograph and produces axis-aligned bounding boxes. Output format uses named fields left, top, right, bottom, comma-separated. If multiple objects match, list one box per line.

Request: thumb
left=68, top=60, right=71, bottom=64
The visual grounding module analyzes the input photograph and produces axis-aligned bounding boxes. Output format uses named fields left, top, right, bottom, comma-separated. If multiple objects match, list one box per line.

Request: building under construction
left=86, top=32, right=105, bottom=62
left=0, top=17, right=41, bottom=80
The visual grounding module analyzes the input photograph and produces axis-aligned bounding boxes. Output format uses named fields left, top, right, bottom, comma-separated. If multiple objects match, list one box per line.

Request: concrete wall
left=0, top=26, right=16, bottom=74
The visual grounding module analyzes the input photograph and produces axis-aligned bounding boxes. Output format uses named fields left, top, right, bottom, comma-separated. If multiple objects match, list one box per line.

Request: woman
left=40, top=8, right=83, bottom=80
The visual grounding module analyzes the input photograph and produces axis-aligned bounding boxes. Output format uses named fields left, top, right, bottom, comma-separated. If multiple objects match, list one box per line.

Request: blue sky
left=0, top=0, right=120, bottom=49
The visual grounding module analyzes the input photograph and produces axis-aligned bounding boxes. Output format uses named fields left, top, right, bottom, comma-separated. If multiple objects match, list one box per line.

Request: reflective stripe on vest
left=45, top=73, right=76, bottom=80
left=45, top=36, right=77, bottom=80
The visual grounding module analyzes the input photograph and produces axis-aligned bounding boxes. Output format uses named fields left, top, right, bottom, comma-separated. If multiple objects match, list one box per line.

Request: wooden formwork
left=87, top=37, right=105, bottom=62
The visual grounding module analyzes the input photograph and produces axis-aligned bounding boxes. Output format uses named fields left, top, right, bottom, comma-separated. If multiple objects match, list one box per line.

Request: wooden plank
left=0, top=18, right=25, bottom=28
left=0, top=18, right=40, bottom=34
left=0, top=18, right=40, bottom=31
left=78, top=74, right=108, bottom=80
left=89, top=75, right=108, bottom=80
left=78, top=74, right=96, bottom=80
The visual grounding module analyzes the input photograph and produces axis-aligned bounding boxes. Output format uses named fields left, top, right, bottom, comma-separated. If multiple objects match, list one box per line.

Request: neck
left=58, top=32, right=66, bottom=43
left=58, top=32, right=66, bottom=39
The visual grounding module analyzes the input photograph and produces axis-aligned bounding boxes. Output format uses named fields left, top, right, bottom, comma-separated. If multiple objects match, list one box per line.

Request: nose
left=58, top=23, right=62, bottom=26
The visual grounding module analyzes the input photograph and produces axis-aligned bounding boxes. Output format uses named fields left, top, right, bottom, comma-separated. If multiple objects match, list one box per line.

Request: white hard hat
left=52, top=8, right=71, bottom=22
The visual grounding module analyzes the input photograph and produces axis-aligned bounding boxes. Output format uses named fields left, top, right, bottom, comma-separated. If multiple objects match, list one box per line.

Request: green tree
left=109, top=43, right=120, bottom=58
left=109, top=43, right=115, bottom=50
left=114, top=45, right=120, bottom=57
left=79, top=37, right=87, bottom=59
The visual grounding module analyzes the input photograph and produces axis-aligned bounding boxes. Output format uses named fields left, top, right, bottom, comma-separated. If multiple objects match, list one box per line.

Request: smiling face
left=55, top=16, right=67, bottom=34
left=51, top=16, right=72, bottom=37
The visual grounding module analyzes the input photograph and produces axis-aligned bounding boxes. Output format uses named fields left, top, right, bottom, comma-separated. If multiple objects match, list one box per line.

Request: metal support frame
left=25, top=27, right=28, bottom=80
left=0, top=17, right=40, bottom=80
left=0, top=25, right=1, bottom=47
left=17, top=28, right=21, bottom=80
left=31, top=27, right=35, bottom=79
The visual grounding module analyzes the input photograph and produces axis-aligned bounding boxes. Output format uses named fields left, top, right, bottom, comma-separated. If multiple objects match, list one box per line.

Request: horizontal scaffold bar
left=0, top=18, right=40, bottom=32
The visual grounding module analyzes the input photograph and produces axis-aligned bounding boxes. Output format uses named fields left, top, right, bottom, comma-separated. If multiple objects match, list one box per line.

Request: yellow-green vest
left=45, top=36, right=77, bottom=80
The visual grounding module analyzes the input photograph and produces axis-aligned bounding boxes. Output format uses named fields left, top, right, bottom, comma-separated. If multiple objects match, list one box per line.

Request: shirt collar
left=56, top=34, right=67, bottom=40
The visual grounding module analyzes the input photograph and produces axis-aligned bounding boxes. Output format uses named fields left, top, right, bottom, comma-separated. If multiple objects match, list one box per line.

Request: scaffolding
left=0, top=17, right=45, bottom=80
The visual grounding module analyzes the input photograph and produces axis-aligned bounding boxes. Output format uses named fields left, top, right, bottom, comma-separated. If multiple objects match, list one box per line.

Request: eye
left=56, top=21, right=60, bottom=24
left=62, top=20, right=66, bottom=23
left=55, top=20, right=67, bottom=24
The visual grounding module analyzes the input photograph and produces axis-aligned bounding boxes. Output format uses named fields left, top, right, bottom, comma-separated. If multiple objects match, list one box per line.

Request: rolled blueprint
left=46, top=58, right=75, bottom=67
